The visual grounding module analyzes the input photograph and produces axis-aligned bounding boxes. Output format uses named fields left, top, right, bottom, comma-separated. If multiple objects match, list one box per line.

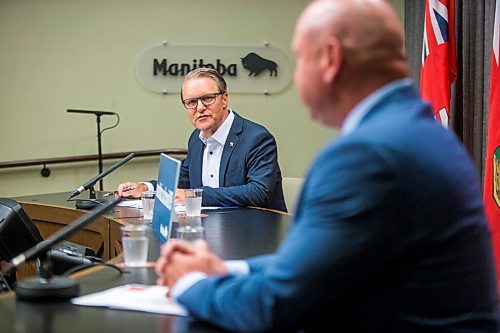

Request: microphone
left=2, top=197, right=122, bottom=301
left=67, top=109, right=116, bottom=116
left=68, top=153, right=134, bottom=200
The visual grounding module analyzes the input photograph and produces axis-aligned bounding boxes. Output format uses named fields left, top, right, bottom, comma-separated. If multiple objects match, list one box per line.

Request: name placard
left=135, top=43, right=293, bottom=94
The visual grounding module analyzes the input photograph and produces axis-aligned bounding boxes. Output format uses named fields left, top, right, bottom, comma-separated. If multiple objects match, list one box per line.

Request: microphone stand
left=68, top=152, right=134, bottom=210
left=96, top=113, right=104, bottom=191
left=78, top=183, right=100, bottom=210
left=67, top=109, right=118, bottom=191
left=14, top=251, right=80, bottom=301
left=74, top=181, right=106, bottom=211
left=5, top=197, right=122, bottom=301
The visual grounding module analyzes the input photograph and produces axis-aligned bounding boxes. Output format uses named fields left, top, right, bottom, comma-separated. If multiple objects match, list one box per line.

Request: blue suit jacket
left=176, top=84, right=499, bottom=332
left=172, top=112, right=286, bottom=212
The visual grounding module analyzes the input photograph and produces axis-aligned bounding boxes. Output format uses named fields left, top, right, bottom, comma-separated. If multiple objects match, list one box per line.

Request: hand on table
left=117, top=182, right=148, bottom=198
left=175, top=189, right=186, bottom=205
left=155, top=240, right=228, bottom=295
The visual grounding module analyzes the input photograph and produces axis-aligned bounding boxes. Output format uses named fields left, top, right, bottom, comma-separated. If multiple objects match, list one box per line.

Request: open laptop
left=152, top=153, right=181, bottom=243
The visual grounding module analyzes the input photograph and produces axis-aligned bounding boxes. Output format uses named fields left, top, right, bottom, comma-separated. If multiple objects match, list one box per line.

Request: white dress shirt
left=142, top=110, right=235, bottom=192
left=199, top=110, right=235, bottom=187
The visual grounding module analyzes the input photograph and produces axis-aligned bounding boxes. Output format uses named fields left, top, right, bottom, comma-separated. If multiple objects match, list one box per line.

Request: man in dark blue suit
left=155, top=0, right=499, bottom=332
left=117, top=68, right=286, bottom=212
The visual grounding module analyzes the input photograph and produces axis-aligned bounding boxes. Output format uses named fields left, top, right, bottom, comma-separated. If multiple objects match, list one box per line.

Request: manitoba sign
left=135, top=43, right=293, bottom=94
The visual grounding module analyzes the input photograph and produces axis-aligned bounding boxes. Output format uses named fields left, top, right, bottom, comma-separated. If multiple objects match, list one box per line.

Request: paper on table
left=175, top=205, right=236, bottom=213
left=117, top=200, right=142, bottom=209
left=71, top=284, right=188, bottom=316
left=175, top=205, right=186, bottom=213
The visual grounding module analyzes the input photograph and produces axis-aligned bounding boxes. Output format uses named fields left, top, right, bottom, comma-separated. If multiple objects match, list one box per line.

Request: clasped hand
left=155, top=240, right=228, bottom=296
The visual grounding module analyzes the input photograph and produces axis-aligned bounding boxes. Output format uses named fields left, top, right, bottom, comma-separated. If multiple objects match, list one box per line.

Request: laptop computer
left=152, top=153, right=181, bottom=243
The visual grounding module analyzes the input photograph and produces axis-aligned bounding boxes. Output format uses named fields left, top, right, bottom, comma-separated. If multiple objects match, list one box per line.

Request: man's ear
left=221, top=92, right=229, bottom=110
left=322, top=37, right=342, bottom=84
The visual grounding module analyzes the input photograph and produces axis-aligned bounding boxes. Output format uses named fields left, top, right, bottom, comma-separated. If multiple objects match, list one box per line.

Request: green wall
left=0, top=0, right=404, bottom=197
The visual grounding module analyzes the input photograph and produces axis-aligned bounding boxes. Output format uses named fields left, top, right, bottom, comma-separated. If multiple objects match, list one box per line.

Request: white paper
left=117, top=200, right=142, bottom=209
left=174, top=205, right=186, bottom=213
left=71, top=284, right=188, bottom=316
left=174, top=205, right=230, bottom=213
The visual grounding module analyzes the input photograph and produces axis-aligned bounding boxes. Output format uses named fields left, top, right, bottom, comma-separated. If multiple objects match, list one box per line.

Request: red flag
left=484, top=0, right=500, bottom=290
left=420, top=0, right=457, bottom=128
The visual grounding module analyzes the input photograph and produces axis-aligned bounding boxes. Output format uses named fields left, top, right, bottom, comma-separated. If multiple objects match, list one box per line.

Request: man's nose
left=196, top=101, right=207, bottom=112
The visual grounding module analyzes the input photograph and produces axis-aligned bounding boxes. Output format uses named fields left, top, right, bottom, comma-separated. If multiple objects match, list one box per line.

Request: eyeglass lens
left=184, top=93, right=220, bottom=109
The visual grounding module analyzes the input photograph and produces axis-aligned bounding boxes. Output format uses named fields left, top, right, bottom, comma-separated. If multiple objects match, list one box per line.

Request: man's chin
left=195, top=124, right=214, bottom=135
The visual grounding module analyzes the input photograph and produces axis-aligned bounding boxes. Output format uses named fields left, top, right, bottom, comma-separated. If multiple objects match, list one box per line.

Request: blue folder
left=152, top=153, right=181, bottom=243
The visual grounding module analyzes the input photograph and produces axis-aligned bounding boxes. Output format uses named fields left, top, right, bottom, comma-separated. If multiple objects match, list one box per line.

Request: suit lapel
left=219, top=113, right=242, bottom=186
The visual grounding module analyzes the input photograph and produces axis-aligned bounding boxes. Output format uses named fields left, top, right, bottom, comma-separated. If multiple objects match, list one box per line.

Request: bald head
left=292, top=0, right=408, bottom=126
left=302, top=0, right=406, bottom=78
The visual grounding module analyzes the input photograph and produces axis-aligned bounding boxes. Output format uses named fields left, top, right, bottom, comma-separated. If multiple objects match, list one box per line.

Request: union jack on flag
left=420, top=0, right=457, bottom=128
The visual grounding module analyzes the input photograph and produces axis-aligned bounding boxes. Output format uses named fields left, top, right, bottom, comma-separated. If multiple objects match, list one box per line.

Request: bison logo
left=241, top=52, right=278, bottom=76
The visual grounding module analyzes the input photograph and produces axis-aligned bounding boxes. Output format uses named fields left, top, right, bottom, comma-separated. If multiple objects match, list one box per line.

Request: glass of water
left=120, top=224, right=149, bottom=267
left=141, top=191, right=156, bottom=221
left=185, top=189, right=203, bottom=216
left=176, top=216, right=205, bottom=242
left=184, top=188, right=203, bottom=216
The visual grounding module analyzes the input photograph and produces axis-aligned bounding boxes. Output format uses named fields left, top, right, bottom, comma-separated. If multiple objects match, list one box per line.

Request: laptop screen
left=152, top=153, right=181, bottom=243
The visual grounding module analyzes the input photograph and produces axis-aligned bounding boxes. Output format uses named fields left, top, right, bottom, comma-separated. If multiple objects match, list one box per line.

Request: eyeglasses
left=182, top=92, right=223, bottom=109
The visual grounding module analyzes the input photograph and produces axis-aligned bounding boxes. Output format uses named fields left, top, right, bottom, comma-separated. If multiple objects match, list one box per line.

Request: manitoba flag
left=420, top=0, right=457, bottom=128
left=484, top=0, right=500, bottom=289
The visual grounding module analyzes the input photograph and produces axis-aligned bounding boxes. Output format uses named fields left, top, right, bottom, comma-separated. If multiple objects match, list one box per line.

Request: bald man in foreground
left=155, top=1, right=500, bottom=331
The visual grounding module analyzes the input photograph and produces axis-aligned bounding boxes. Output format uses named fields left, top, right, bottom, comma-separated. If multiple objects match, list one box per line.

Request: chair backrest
left=282, top=177, right=305, bottom=215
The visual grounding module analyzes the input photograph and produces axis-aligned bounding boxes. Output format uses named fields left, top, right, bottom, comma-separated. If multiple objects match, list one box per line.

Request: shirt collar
left=340, top=78, right=413, bottom=136
left=198, top=109, right=235, bottom=145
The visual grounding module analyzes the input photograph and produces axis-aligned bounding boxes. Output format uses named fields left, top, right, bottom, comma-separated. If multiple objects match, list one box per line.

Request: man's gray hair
left=181, top=67, right=227, bottom=100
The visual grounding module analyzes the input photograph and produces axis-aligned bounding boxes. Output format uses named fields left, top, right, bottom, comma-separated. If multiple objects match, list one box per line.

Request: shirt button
left=211, top=174, right=214, bottom=178
left=209, top=151, right=213, bottom=155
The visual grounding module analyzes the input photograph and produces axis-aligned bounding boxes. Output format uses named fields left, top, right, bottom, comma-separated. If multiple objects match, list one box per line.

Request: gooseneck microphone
left=67, top=109, right=116, bottom=116
left=68, top=153, right=134, bottom=202
left=2, top=197, right=122, bottom=301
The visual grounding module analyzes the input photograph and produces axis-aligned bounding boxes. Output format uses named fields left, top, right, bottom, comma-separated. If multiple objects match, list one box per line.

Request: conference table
left=0, top=192, right=292, bottom=333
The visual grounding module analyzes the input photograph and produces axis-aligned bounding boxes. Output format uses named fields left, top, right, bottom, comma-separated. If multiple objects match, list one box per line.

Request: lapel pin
left=229, top=142, right=234, bottom=147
